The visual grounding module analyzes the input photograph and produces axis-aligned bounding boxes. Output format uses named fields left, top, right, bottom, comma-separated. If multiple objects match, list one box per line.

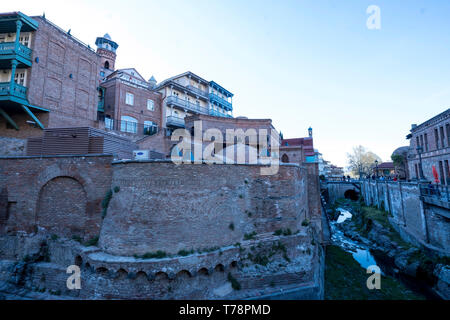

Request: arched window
left=144, top=121, right=157, bottom=135
left=281, top=154, right=289, bottom=163
left=120, top=116, right=137, bottom=133
left=104, top=61, right=110, bottom=69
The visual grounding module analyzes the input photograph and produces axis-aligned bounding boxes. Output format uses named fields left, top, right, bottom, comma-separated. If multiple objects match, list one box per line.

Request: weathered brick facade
left=0, top=15, right=101, bottom=139
left=407, top=108, right=450, bottom=184
left=100, top=161, right=311, bottom=256
left=0, top=155, right=113, bottom=238
left=101, top=73, right=163, bottom=132
left=0, top=156, right=324, bottom=299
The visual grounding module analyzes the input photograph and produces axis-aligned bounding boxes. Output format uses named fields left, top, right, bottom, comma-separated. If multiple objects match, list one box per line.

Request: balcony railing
left=166, top=115, right=185, bottom=128
left=104, top=119, right=158, bottom=137
left=0, top=81, right=27, bottom=100
left=209, top=109, right=232, bottom=118
left=166, top=95, right=209, bottom=114
left=0, top=42, right=32, bottom=61
left=209, top=92, right=232, bottom=111
left=186, top=85, right=209, bottom=99
left=420, top=184, right=450, bottom=206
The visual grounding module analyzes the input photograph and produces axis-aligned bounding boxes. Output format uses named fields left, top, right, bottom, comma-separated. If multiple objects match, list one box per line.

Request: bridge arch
left=344, top=189, right=360, bottom=201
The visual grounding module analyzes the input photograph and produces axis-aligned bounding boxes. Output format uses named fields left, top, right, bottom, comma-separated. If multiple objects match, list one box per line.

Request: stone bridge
left=321, top=181, right=361, bottom=203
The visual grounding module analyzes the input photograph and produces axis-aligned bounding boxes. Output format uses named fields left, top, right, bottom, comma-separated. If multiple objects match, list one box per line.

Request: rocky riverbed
left=325, top=198, right=449, bottom=300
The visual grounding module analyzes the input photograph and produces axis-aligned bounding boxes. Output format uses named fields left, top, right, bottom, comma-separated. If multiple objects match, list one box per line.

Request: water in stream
left=330, top=208, right=438, bottom=299
left=331, top=209, right=383, bottom=273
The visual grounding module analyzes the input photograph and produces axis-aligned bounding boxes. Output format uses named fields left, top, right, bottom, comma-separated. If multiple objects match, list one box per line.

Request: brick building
left=179, top=114, right=278, bottom=163
left=279, top=127, right=315, bottom=165
left=407, top=108, right=450, bottom=184
left=100, top=68, right=162, bottom=138
left=0, top=12, right=101, bottom=139
left=0, top=11, right=307, bottom=164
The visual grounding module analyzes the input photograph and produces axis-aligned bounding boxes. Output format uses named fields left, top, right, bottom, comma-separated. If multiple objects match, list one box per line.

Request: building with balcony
left=0, top=12, right=101, bottom=140
left=155, top=71, right=233, bottom=132
left=407, top=108, right=450, bottom=184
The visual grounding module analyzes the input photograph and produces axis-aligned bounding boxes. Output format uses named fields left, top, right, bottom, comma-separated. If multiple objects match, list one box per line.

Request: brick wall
left=99, top=161, right=310, bottom=256
left=0, top=155, right=113, bottom=239
left=27, top=17, right=100, bottom=129
left=0, top=137, right=27, bottom=156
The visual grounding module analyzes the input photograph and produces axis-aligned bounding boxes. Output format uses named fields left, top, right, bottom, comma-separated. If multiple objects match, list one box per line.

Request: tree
left=391, top=153, right=407, bottom=180
left=346, top=145, right=382, bottom=178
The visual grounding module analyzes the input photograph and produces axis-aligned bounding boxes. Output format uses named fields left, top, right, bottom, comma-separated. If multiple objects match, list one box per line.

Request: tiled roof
left=378, top=162, right=394, bottom=169
left=281, top=137, right=315, bottom=156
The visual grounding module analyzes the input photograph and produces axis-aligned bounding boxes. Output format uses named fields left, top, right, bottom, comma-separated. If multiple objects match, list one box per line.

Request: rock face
left=434, top=265, right=450, bottom=299
left=0, top=232, right=324, bottom=300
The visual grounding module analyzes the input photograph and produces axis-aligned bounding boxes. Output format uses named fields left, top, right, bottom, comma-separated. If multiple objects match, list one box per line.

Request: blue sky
left=8, top=0, right=450, bottom=167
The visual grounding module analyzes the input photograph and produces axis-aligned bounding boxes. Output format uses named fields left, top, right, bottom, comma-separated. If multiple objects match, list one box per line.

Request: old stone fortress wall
left=0, top=155, right=324, bottom=299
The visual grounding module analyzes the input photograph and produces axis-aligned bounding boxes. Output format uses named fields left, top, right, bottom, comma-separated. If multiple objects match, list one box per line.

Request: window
left=19, top=35, right=29, bottom=47
left=424, top=133, right=428, bottom=151
left=445, top=160, right=450, bottom=185
left=120, top=116, right=137, bottom=133
left=415, top=164, right=419, bottom=179
left=440, top=126, right=445, bottom=148
left=14, top=72, right=25, bottom=86
left=420, top=135, right=424, bottom=148
left=439, top=161, right=445, bottom=185
left=104, top=61, right=110, bottom=69
left=447, top=123, right=450, bottom=146
left=147, top=99, right=154, bottom=111
left=435, top=128, right=439, bottom=149
left=125, top=92, right=134, bottom=105
left=144, top=120, right=157, bottom=135
left=100, top=71, right=105, bottom=77
left=105, top=117, right=113, bottom=130
left=416, top=136, right=420, bottom=148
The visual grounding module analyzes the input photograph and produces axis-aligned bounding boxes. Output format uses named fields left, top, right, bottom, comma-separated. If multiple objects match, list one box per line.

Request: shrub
left=227, top=273, right=241, bottom=290
left=140, top=250, right=167, bottom=259
left=72, top=235, right=83, bottom=243
left=301, top=219, right=310, bottom=227
left=177, top=249, right=195, bottom=257
left=101, top=189, right=113, bottom=219
left=274, top=229, right=283, bottom=236
left=274, top=228, right=292, bottom=236
left=84, top=236, right=99, bottom=247
left=244, top=231, right=257, bottom=240
left=113, top=186, right=120, bottom=193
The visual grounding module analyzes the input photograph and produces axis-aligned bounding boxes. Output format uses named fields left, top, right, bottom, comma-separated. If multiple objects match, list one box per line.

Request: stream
left=331, top=209, right=381, bottom=273
left=330, top=208, right=439, bottom=299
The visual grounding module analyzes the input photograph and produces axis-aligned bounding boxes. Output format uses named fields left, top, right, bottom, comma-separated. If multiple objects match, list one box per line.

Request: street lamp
left=359, top=163, right=363, bottom=180
left=375, top=160, right=379, bottom=179
left=416, top=145, right=425, bottom=181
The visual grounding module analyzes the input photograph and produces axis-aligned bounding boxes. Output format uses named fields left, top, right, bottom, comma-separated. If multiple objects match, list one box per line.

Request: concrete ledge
left=0, top=154, right=114, bottom=160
